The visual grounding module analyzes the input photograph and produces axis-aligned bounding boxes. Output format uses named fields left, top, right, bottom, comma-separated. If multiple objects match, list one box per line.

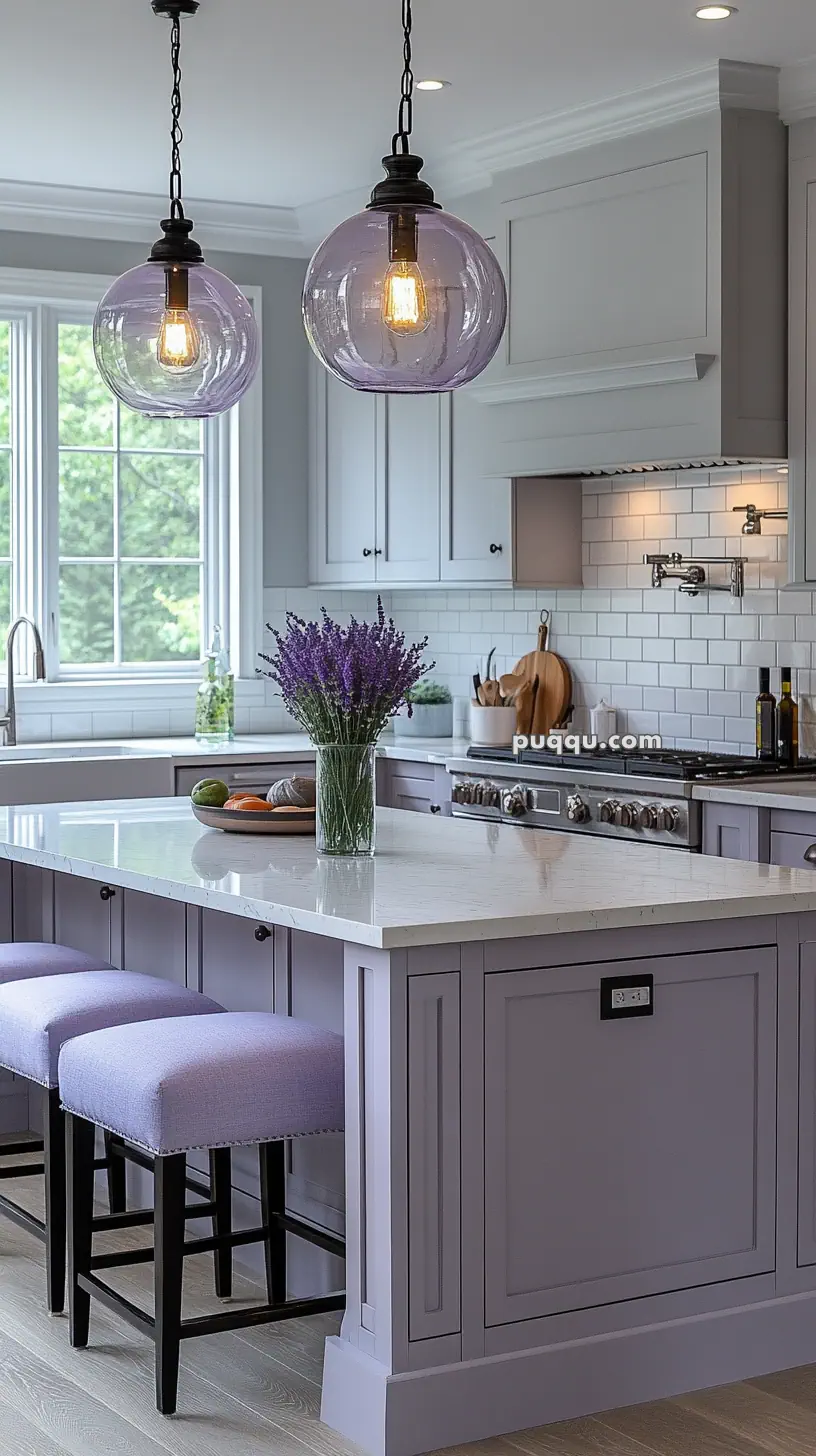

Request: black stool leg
left=103, top=1132, right=127, bottom=1215
left=209, top=1148, right=232, bottom=1299
left=66, top=1112, right=96, bottom=1346
left=43, top=1087, right=66, bottom=1315
left=259, top=1141, right=287, bottom=1305
left=154, top=1154, right=186, bottom=1416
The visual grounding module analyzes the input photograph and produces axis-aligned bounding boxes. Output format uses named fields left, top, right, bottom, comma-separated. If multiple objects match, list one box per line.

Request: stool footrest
left=0, top=1162, right=45, bottom=1180
left=78, top=1272, right=155, bottom=1337
left=0, top=1137, right=43, bottom=1158
left=179, top=1292, right=345, bottom=1340
left=0, top=1191, right=46, bottom=1241
left=276, top=1212, right=345, bottom=1260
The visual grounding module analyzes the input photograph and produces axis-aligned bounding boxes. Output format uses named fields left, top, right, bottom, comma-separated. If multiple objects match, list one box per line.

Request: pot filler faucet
left=644, top=553, right=745, bottom=598
left=0, top=617, right=46, bottom=746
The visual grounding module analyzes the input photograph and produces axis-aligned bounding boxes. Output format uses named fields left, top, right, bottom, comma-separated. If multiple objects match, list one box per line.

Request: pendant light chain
left=391, top=0, right=414, bottom=156
left=169, top=14, right=186, bottom=221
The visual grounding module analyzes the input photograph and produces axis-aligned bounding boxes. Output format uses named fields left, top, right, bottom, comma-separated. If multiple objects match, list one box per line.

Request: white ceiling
left=2, top=0, right=816, bottom=213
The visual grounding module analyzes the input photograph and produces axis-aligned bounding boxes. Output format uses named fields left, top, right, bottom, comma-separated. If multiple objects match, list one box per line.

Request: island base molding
left=321, top=1291, right=816, bottom=1456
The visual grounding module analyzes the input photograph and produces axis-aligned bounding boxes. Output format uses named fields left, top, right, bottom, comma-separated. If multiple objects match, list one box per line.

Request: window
left=0, top=269, right=261, bottom=691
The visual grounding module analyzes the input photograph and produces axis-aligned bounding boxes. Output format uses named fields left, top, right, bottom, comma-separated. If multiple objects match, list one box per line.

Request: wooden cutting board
left=512, top=621, right=571, bottom=736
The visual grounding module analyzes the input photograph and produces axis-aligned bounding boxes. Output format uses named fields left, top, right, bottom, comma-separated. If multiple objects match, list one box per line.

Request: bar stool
left=59, top=1010, right=346, bottom=1414
left=0, top=944, right=122, bottom=1231
left=0, top=968, right=224, bottom=1313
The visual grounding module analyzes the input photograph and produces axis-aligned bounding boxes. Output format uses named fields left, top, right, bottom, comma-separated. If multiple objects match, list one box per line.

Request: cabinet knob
left=362, top=548, right=373, bottom=558
left=99, top=885, right=115, bottom=901
left=804, top=845, right=816, bottom=867
left=489, top=543, right=503, bottom=554
left=254, top=925, right=272, bottom=942
left=429, top=804, right=442, bottom=815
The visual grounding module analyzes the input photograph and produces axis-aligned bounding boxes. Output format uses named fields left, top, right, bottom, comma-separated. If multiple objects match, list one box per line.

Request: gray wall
left=0, top=229, right=309, bottom=587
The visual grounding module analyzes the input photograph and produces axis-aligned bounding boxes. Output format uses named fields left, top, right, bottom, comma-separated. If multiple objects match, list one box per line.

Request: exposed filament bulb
left=158, top=265, right=201, bottom=370
left=382, top=210, right=431, bottom=335
left=382, top=261, right=430, bottom=334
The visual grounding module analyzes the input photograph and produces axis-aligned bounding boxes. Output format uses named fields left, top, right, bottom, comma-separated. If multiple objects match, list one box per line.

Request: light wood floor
left=3, top=1158, right=816, bottom=1455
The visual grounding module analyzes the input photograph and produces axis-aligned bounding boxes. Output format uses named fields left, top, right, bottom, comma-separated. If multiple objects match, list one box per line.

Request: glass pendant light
left=94, top=1, right=260, bottom=418
left=302, top=0, right=507, bottom=393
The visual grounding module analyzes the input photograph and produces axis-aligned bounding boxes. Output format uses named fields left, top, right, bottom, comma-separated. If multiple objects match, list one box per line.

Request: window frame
left=0, top=267, right=263, bottom=703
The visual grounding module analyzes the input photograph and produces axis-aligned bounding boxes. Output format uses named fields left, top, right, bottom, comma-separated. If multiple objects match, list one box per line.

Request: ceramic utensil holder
left=470, top=704, right=518, bottom=747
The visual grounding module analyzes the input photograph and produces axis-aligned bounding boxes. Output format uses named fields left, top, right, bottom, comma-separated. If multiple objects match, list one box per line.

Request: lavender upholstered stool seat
left=60, top=1010, right=346, bottom=1415
left=0, top=943, right=112, bottom=984
left=0, top=969, right=223, bottom=1317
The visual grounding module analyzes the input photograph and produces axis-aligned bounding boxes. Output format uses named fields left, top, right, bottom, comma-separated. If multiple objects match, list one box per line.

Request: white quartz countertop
left=2, top=798, right=816, bottom=950
left=692, top=779, right=816, bottom=812
left=10, top=733, right=470, bottom=769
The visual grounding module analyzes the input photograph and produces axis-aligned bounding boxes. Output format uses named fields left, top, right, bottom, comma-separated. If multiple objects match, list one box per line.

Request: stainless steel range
left=447, top=747, right=816, bottom=852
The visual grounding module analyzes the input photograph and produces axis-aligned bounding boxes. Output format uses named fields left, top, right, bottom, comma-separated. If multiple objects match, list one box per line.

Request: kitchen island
left=3, top=799, right=816, bottom=1456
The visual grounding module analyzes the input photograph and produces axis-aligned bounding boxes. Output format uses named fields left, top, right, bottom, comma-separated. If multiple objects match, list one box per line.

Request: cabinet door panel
left=442, top=391, right=512, bottom=582
left=376, top=395, right=441, bottom=583
left=286, top=931, right=345, bottom=1239
left=484, top=948, right=776, bottom=1324
left=798, top=940, right=816, bottom=1264
left=121, top=890, right=186, bottom=984
left=311, top=369, right=377, bottom=584
left=770, top=830, right=816, bottom=869
left=53, top=872, right=112, bottom=962
left=702, top=803, right=767, bottom=862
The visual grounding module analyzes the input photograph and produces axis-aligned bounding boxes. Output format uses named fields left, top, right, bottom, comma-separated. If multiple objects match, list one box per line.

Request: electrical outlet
left=600, top=973, right=654, bottom=1021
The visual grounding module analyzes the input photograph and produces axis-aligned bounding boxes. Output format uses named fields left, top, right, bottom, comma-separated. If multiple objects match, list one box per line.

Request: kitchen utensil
left=511, top=612, right=571, bottom=736
left=192, top=803, right=316, bottom=835
left=514, top=680, right=534, bottom=736
left=499, top=672, right=527, bottom=701
left=485, top=648, right=497, bottom=682
left=481, top=679, right=502, bottom=707
left=473, top=672, right=482, bottom=703
left=469, top=704, right=518, bottom=747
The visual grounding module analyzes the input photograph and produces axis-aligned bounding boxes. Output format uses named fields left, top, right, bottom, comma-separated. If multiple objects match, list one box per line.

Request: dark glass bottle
left=756, top=667, right=777, bottom=761
left=777, top=668, right=799, bottom=768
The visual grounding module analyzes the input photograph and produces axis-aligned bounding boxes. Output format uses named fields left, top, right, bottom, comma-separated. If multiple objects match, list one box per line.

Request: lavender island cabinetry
left=4, top=800, right=816, bottom=1456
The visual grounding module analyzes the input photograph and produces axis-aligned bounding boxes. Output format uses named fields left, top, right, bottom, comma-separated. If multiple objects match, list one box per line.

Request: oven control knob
left=503, top=785, right=529, bottom=818
left=614, top=802, right=635, bottom=828
left=567, top=794, right=589, bottom=824
left=489, top=784, right=502, bottom=808
left=656, top=805, right=680, bottom=832
left=599, top=799, right=617, bottom=824
left=637, top=803, right=658, bottom=831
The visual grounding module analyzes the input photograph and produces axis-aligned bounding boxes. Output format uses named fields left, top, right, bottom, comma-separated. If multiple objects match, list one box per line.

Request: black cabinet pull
left=99, top=886, right=115, bottom=901
left=805, top=845, right=816, bottom=866
left=374, top=548, right=382, bottom=556
left=489, top=543, right=503, bottom=554
left=430, top=804, right=442, bottom=815
left=254, top=925, right=272, bottom=942
left=363, top=548, right=373, bottom=558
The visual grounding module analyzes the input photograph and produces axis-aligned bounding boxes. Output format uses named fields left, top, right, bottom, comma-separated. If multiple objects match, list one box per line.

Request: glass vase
left=314, top=744, right=376, bottom=857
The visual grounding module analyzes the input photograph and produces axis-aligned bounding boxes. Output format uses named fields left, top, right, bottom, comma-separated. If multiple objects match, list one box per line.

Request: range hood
left=467, top=86, right=788, bottom=478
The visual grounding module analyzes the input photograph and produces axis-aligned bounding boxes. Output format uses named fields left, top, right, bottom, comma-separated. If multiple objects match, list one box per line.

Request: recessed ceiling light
left=416, top=79, right=451, bottom=91
left=695, top=5, right=737, bottom=18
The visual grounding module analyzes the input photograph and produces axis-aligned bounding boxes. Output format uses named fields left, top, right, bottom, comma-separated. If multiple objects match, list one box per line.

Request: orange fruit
left=224, top=796, right=270, bottom=812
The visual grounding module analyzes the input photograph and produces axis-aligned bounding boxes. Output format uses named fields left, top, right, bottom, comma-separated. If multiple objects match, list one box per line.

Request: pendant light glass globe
left=303, top=196, right=507, bottom=392
left=94, top=255, right=260, bottom=418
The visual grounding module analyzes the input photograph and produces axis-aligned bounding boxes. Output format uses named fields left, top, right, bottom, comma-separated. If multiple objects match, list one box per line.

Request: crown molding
left=443, top=60, right=780, bottom=183
left=0, top=179, right=307, bottom=258
left=780, top=55, right=816, bottom=124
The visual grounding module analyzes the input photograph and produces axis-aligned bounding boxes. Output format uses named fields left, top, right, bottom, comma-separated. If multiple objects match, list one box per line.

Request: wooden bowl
left=192, top=803, right=316, bottom=836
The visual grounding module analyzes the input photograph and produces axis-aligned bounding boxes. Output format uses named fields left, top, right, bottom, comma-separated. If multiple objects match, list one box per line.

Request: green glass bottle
left=195, top=625, right=234, bottom=746
left=777, top=667, right=799, bottom=769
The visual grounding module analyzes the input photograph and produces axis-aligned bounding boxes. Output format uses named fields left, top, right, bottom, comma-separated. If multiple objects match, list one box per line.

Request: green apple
left=190, top=778, right=230, bottom=808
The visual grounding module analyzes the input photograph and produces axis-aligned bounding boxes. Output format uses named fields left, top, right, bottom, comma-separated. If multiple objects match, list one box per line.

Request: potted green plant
left=395, top=679, right=454, bottom=739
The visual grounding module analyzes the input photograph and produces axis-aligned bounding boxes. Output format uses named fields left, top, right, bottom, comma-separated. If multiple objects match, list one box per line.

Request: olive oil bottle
left=756, top=668, right=776, bottom=761
left=777, top=667, right=799, bottom=768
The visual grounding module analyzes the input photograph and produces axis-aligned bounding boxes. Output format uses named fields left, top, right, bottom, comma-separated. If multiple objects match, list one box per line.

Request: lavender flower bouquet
left=260, top=601, right=430, bottom=856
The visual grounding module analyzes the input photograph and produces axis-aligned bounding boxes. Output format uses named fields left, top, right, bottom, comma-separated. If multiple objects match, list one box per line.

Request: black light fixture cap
left=148, top=217, right=205, bottom=265
left=367, top=154, right=442, bottom=211
left=152, top=1, right=200, bottom=17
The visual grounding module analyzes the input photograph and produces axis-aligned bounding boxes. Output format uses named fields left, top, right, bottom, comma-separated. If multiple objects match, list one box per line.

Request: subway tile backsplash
left=9, top=467, right=803, bottom=755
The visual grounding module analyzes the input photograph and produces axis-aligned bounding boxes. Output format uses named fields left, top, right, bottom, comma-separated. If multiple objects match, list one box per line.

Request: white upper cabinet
left=375, top=394, right=442, bottom=584
left=469, top=106, right=788, bottom=476
left=442, top=387, right=512, bottom=583
left=309, top=368, right=378, bottom=584
left=789, top=120, right=816, bottom=584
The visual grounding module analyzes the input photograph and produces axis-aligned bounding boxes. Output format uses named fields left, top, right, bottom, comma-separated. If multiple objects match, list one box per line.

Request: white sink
left=0, top=743, right=164, bottom=763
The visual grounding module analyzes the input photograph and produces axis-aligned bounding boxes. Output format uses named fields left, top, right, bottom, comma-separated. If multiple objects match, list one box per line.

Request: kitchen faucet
left=0, top=617, right=46, bottom=746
